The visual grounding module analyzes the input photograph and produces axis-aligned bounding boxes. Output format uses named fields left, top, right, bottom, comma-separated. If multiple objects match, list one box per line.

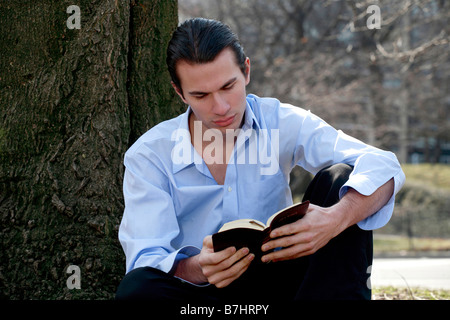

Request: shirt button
left=228, top=186, right=232, bottom=192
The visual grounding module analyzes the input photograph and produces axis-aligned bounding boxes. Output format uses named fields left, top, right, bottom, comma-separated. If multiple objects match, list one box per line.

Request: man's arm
left=261, top=178, right=394, bottom=263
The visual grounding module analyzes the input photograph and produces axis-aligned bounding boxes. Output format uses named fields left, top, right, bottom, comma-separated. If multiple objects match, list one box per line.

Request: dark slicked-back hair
left=166, top=18, right=247, bottom=96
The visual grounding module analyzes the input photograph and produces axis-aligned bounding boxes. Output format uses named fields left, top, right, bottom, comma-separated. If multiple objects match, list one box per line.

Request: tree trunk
left=0, top=0, right=182, bottom=299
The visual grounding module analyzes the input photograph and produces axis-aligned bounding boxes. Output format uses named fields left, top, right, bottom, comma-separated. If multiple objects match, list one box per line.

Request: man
left=116, top=18, right=405, bottom=300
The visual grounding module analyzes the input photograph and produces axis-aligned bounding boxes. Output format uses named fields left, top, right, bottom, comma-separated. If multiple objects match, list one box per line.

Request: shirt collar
left=171, top=99, right=261, bottom=174
left=242, top=99, right=261, bottom=131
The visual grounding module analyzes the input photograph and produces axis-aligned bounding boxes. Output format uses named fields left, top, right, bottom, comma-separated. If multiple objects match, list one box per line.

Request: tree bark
left=0, top=0, right=182, bottom=299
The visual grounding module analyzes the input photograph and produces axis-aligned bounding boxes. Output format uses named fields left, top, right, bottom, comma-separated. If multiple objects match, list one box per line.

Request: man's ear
left=244, top=57, right=251, bottom=86
left=171, top=81, right=188, bottom=104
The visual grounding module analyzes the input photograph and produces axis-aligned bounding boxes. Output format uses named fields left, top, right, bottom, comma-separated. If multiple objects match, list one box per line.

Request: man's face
left=173, top=48, right=251, bottom=135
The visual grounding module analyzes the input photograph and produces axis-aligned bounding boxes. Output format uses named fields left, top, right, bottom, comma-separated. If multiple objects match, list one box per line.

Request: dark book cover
left=212, top=201, right=310, bottom=260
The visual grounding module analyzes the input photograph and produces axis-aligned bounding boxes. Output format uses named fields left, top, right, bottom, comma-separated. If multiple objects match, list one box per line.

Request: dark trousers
left=115, top=164, right=373, bottom=301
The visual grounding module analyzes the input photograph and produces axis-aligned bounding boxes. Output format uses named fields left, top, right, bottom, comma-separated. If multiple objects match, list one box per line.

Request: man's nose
left=211, top=93, right=230, bottom=115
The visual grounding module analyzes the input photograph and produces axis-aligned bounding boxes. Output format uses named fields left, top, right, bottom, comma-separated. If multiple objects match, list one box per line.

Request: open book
left=212, top=201, right=310, bottom=259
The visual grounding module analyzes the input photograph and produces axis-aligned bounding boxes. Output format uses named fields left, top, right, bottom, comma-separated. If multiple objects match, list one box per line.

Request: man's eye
left=224, top=84, right=235, bottom=90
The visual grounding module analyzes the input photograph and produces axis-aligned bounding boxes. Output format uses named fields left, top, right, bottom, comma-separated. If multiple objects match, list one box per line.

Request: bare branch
left=376, top=30, right=448, bottom=62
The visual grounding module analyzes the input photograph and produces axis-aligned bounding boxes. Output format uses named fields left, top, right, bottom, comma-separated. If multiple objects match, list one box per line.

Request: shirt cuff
left=156, top=245, right=211, bottom=287
left=339, top=169, right=405, bottom=230
left=156, top=245, right=201, bottom=274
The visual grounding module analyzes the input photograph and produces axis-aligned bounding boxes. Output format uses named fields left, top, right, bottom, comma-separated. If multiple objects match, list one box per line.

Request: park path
left=371, top=257, right=450, bottom=290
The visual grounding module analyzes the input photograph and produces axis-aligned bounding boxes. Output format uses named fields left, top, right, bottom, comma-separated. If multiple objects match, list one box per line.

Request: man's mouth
left=213, top=115, right=236, bottom=127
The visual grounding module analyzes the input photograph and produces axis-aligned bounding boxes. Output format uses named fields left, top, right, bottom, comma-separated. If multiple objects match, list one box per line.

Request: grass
left=374, top=234, right=450, bottom=254
left=373, top=235, right=450, bottom=300
left=373, top=164, right=450, bottom=299
left=373, top=286, right=450, bottom=300
left=402, top=163, right=450, bottom=191
left=375, top=163, right=450, bottom=254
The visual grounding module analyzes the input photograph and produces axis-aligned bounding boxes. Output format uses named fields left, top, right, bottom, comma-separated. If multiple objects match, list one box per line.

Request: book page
left=218, top=219, right=266, bottom=232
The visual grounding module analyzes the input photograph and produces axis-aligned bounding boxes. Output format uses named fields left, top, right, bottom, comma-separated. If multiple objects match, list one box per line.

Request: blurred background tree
left=179, top=0, right=450, bottom=164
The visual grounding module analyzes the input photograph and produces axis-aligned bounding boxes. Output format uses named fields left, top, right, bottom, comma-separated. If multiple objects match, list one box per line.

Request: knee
left=320, top=163, right=353, bottom=183
left=115, top=267, right=165, bottom=300
left=303, top=163, right=354, bottom=207
left=115, top=267, right=146, bottom=300
left=314, top=163, right=353, bottom=192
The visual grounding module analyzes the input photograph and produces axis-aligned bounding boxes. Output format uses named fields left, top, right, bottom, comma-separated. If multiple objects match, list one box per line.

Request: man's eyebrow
left=188, top=77, right=237, bottom=96
left=221, top=77, right=237, bottom=88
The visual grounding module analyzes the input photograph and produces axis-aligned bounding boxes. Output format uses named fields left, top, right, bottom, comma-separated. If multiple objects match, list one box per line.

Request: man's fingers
left=261, top=227, right=317, bottom=263
left=221, top=247, right=250, bottom=269
left=199, top=245, right=236, bottom=267
left=261, top=242, right=315, bottom=263
left=203, top=247, right=248, bottom=276
left=269, top=215, right=313, bottom=239
left=263, top=230, right=314, bottom=251
left=213, top=252, right=255, bottom=288
left=204, top=247, right=253, bottom=287
left=200, top=234, right=256, bottom=288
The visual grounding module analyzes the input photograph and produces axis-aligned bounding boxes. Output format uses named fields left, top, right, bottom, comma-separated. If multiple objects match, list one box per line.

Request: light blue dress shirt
left=119, top=94, right=405, bottom=275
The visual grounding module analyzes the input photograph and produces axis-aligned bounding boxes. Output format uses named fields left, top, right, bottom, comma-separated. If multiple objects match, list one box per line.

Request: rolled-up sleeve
left=291, top=109, right=405, bottom=230
left=333, top=131, right=406, bottom=230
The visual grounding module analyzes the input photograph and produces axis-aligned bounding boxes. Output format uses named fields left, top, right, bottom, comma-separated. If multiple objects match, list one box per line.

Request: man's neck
left=188, top=112, right=240, bottom=166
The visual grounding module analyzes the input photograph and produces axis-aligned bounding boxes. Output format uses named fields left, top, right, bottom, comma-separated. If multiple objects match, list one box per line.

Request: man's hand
left=261, top=180, right=395, bottom=263
left=260, top=204, right=343, bottom=263
left=198, top=235, right=254, bottom=288
left=174, top=235, right=254, bottom=288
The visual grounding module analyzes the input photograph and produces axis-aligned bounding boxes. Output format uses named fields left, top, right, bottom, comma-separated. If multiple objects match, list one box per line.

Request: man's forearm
left=261, top=178, right=395, bottom=263
left=173, top=255, right=208, bottom=284
left=331, top=178, right=395, bottom=236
